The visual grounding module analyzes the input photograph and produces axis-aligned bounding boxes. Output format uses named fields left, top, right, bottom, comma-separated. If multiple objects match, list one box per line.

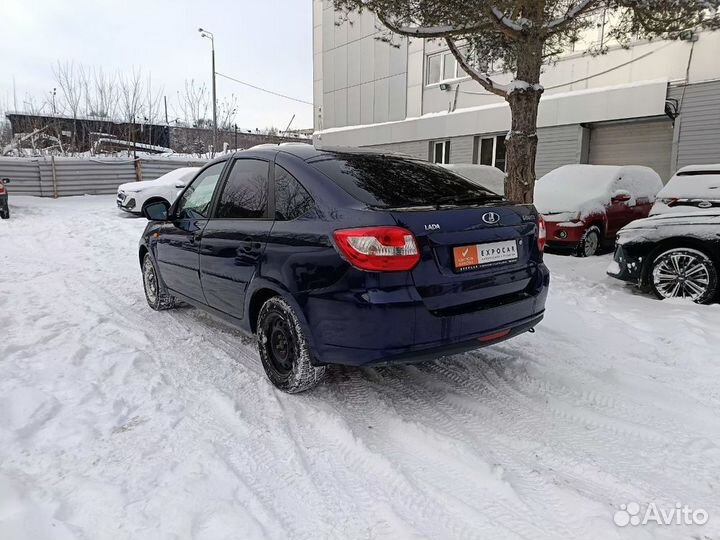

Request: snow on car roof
left=658, top=165, right=720, bottom=199
left=152, top=167, right=199, bottom=184
left=534, top=164, right=662, bottom=216
left=676, top=163, right=720, bottom=174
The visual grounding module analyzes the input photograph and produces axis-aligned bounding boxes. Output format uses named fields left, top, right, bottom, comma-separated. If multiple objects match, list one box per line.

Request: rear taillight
left=333, top=226, right=420, bottom=272
left=0, top=184, right=4, bottom=195
left=537, top=215, right=546, bottom=253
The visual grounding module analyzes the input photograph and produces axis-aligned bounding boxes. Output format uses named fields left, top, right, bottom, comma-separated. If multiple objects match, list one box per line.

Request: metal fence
left=0, top=156, right=208, bottom=198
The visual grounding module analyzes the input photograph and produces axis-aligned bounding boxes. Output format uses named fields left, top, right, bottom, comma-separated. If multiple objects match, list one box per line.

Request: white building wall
left=314, top=0, right=408, bottom=130
left=313, top=4, right=720, bottom=172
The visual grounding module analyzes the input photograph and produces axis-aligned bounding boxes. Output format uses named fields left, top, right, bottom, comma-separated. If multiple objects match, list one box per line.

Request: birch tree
left=333, top=0, right=719, bottom=202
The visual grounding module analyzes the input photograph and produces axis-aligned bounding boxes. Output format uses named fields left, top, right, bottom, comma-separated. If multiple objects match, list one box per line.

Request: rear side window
left=274, top=165, right=314, bottom=220
left=215, top=159, right=269, bottom=219
left=309, top=153, right=500, bottom=208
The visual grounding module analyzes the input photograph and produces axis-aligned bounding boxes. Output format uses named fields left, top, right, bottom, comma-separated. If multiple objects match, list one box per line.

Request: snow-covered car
left=534, top=164, right=663, bottom=257
left=0, top=177, right=10, bottom=219
left=608, top=210, right=720, bottom=303
left=441, top=164, right=506, bottom=195
left=650, top=164, right=720, bottom=215
left=117, top=167, right=200, bottom=215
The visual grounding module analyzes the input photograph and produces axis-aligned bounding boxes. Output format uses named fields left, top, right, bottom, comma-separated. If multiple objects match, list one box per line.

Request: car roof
left=676, top=163, right=720, bottom=175
left=210, top=143, right=416, bottom=163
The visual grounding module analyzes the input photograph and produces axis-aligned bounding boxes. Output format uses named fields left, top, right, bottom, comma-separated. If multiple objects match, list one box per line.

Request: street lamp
left=198, top=27, right=217, bottom=156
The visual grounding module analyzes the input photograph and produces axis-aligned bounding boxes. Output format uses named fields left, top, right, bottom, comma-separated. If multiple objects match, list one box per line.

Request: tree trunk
left=505, top=39, right=544, bottom=204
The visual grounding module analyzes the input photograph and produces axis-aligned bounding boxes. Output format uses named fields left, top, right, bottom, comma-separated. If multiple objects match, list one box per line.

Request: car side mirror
left=143, top=201, right=169, bottom=221
left=611, top=190, right=632, bottom=203
left=1, top=178, right=10, bottom=184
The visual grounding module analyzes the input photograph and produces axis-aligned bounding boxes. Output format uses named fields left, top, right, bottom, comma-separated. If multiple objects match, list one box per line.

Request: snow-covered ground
left=1, top=196, right=720, bottom=540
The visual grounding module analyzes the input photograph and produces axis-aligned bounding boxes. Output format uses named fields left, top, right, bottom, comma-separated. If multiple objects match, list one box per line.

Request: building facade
left=312, top=0, right=720, bottom=181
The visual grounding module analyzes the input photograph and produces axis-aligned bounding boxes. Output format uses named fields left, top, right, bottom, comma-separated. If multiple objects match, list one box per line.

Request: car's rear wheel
left=650, top=247, right=718, bottom=304
left=0, top=205, right=9, bottom=219
left=142, top=253, right=176, bottom=310
left=577, top=226, right=601, bottom=257
left=257, top=296, right=326, bottom=393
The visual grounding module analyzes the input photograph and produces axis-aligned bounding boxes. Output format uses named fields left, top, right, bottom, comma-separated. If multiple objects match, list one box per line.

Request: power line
left=215, top=72, right=313, bottom=106
left=459, top=41, right=674, bottom=97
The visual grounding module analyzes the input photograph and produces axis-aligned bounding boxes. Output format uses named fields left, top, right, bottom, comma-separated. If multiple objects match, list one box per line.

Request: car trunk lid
left=390, top=204, right=541, bottom=312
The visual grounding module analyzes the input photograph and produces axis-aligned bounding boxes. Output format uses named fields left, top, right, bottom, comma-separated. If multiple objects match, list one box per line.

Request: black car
left=608, top=210, right=720, bottom=303
left=138, top=144, right=549, bottom=392
left=0, top=178, right=10, bottom=219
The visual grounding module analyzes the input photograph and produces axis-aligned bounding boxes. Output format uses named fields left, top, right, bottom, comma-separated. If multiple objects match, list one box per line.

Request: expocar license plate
left=453, top=239, right=518, bottom=271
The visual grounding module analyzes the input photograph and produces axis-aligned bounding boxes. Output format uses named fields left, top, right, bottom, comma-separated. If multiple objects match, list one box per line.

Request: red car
left=0, top=178, right=10, bottom=219
left=534, top=165, right=663, bottom=256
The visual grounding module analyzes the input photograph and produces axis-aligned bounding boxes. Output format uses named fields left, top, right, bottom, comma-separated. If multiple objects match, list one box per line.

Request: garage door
left=588, top=119, right=673, bottom=181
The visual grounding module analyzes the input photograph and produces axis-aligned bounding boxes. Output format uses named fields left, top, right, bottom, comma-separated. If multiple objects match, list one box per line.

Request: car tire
left=142, top=253, right=176, bottom=311
left=0, top=206, right=9, bottom=219
left=577, top=226, right=601, bottom=257
left=649, top=247, right=718, bottom=304
left=257, top=296, right=326, bottom=393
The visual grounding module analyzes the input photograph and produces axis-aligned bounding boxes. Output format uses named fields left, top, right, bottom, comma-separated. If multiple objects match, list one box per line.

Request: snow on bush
left=534, top=164, right=662, bottom=219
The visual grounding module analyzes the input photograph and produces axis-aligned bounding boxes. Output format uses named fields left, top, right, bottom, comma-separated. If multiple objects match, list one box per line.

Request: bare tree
left=334, top=0, right=720, bottom=203
left=145, top=74, right=164, bottom=124
left=118, top=68, right=146, bottom=155
left=217, top=94, right=238, bottom=130
left=175, top=79, right=209, bottom=128
left=85, top=67, right=118, bottom=119
left=118, top=68, right=145, bottom=122
left=53, top=61, right=86, bottom=152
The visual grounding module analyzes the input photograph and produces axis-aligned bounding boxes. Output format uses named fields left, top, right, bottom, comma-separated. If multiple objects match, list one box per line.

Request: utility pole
left=234, top=123, right=237, bottom=150
left=164, top=95, right=169, bottom=125
left=199, top=27, right=217, bottom=157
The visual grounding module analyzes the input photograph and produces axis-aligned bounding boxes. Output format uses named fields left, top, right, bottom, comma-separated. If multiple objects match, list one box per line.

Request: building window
left=426, top=48, right=468, bottom=86
left=432, top=140, right=451, bottom=164
left=427, top=54, right=443, bottom=85
left=474, top=135, right=507, bottom=172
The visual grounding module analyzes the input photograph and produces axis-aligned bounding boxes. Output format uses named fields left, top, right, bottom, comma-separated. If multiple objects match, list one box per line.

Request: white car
left=441, top=164, right=506, bottom=195
left=116, top=167, right=199, bottom=215
left=650, top=164, right=720, bottom=215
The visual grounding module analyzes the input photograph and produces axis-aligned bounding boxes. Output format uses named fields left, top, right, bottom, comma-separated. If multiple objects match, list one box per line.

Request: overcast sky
left=0, top=0, right=314, bottom=130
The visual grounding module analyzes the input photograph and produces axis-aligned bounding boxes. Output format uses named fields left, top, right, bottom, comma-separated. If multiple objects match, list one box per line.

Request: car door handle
left=190, top=233, right=202, bottom=244
left=240, top=238, right=262, bottom=252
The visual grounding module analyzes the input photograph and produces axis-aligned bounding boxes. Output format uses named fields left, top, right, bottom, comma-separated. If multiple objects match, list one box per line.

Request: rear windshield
left=309, top=153, right=502, bottom=208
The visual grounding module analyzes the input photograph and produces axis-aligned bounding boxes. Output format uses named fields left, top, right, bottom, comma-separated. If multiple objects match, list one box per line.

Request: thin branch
left=377, top=11, right=485, bottom=37
left=446, top=38, right=508, bottom=98
left=545, top=0, right=597, bottom=32
left=489, top=6, right=532, bottom=32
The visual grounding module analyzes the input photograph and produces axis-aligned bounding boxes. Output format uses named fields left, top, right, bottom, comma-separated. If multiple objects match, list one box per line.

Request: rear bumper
left=306, top=264, right=550, bottom=366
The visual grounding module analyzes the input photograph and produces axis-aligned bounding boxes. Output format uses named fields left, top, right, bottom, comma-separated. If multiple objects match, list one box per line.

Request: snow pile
left=506, top=80, right=544, bottom=95
left=535, top=164, right=662, bottom=218
left=2, top=196, right=720, bottom=540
